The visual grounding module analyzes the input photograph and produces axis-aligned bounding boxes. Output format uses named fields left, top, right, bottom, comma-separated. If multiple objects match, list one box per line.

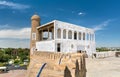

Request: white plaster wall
left=36, top=40, right=55, bottom=52
left=54, top=20, right=96, bottom=55
left=54, top=20, right=94, bottom=34
left=55, top=39, right=96, bottom=55
left=36, top=20, right=96, bottom=56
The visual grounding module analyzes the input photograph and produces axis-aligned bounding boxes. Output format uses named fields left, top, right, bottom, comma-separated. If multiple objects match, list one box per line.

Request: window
left=74, top=31, right=77, bottom=40
left=87, top=33, right=89, bottom=40
left=91, top=34, right=94, bottom=41
left=57, top=28, right=61, bottom=39
left=90, top=34, right=92, bottom=41
left=92, top=34, right=94, bottom=41
left=32, top=33, right=36, bottom=40
left=63, top=29, right=66, bottom=39
left=83, top=32, right=85, bottom=40
left=68, top=30, right=72, bottom=39
left=79, top=32, right=81, bottom=40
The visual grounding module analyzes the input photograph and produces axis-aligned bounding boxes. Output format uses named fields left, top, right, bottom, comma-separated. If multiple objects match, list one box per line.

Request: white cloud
left=0, top=1, right=30, bottom=10
left=0, top=28, right=31, bottom=39
left=93, top=19, right=112, bottom=31
left=0, top=39, right=30, bottom=48
left=78, top=12, right=86, bottom=16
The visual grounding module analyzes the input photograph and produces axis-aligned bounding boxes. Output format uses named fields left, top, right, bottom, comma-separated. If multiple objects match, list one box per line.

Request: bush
left=14, top=60, right=20, bottom=65
left=0, top=63, right=6, bottom=67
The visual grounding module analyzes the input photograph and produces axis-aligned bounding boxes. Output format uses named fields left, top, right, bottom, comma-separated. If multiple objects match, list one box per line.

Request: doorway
left=57, top=43, right=61, bottom=52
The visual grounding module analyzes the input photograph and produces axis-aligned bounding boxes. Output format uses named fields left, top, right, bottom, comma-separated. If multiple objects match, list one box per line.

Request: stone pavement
left=0, top=70, right=26, bottom=77
left=86, top=57, right=120, bottom=77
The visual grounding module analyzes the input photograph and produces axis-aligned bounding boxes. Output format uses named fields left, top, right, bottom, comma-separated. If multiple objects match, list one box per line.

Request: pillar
left=48, top=28, right=49, bottom=39
left=52, top=28, right=54, bottom=39
left=72, top=31, right=74, bottom=40
left=77, top=32, right=79, bottom=40
left=66, top=30, right=68, bottom=39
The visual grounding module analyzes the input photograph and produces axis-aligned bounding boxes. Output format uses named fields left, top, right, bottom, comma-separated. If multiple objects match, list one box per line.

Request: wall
left=36, top=40, right=55, bottom=52
left=54, top=20, right=96, bottom=56
left=36, top=20, right=96, bottom=56
left=26, top=51, right=86, bottom=77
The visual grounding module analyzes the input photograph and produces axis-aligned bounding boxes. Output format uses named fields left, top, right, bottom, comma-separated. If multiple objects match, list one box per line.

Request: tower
left=30, top=14, right=40, bottom=55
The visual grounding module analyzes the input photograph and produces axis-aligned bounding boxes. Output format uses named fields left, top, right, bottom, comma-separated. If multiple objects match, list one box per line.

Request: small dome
left=31, top=14, right=40, bottom=20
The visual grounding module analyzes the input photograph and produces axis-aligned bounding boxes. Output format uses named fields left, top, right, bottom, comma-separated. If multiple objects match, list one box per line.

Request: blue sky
left=0, top=0, right=120, bottom=48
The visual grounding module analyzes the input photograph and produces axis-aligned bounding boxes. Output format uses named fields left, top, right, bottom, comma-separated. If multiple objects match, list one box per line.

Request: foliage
left=96, top=47, right=110, bottom=52
left=0, top=48, right=30, bottom=65
left=0, top=50, right=11, bottom=62
left=14, top=59, right=20, bottom=65
left=116, top=48, right=120, bottom=51
left=0, top=62, right=5, bottom=67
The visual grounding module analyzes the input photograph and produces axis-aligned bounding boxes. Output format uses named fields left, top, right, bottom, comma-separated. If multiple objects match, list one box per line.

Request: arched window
left=63, top=29, right=66, bottom=39
left=74, top=31, right=77, bottom=40
left=89, top=34, right=91, bottom=41
left=90, top=34, right=92, bottom=41
left=92, top=34, right=94, bottom=41
left=57, top=28, right=61, bottom=39
left=79, top=32, right=81, bottom=40
left=91, top=34, right=94, bottom=41
left=68, top=30, right=72, bottom=39
left=87, top=33, right=89, bottom=40
left=83, top=32, right=85, bottom=40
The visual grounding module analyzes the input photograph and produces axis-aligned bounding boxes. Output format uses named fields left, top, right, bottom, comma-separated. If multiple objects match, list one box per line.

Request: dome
left=31, top=14, right=40, bottom=20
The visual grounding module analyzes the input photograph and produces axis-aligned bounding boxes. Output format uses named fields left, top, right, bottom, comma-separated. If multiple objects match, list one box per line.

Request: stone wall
left=93, top=51, right=116, bottom=58
left=26, top=51, right=86, bottom=77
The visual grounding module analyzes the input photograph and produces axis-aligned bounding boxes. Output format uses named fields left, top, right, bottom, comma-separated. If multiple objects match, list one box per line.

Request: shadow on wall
left=64, top=56, right=87, bottom=77
left=64, top=66, right=72, bottom=77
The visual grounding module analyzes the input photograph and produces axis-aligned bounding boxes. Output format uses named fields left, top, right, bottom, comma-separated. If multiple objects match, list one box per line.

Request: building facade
left=30, top=14, right=96, bottom=56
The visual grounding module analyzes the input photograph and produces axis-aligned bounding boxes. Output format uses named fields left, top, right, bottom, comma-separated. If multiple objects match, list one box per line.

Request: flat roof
left=37, top=20, right=94, bottom=32
left=37, top=20, right=55, bottom=29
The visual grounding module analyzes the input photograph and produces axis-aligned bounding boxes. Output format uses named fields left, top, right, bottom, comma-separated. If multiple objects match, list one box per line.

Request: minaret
left=30, top=14, right=40, bottom=55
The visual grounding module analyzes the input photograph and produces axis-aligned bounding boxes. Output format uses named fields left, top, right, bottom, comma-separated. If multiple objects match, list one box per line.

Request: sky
left=0, top=0, right=120, bottom=48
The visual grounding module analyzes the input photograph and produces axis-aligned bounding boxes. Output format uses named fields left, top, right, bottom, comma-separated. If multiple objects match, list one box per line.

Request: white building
left=30, top=14, right=96, bottom=56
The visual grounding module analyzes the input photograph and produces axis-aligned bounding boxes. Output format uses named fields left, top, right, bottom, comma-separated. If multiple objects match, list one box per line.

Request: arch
left=57, top=28, right=61, bottom=39
left=83, top=32, right=85, bottom=40
left=74, top=31, right=77, bottom=40
left=87, top=33, right=89, bottom=40
left=79, top=32, right=81, bottom=40
left=91, top=34, right=94, bottom=41
left=90, top=34, right=92, bottom=41
left=92, top=34, right=94, bottom=41
left=68, top=30, right=72, bottom=39
left=63, top=29, right=66, bottom=39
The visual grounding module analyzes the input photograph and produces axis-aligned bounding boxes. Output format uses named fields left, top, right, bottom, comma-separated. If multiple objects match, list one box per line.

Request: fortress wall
left=27, top=51, right=86, bottom=77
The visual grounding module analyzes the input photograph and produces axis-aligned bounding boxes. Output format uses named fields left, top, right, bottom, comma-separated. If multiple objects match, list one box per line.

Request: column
left=72, top=31, right=74, bottom=40
left=39, top=30, right=41, bottom=41
left=77, top=31, right=79, bottom=40
left=66, top=30, right=68, bottom=39
left=48, top=28, right=49, bottom=40
left=93, top=33, right=95, bottom=42
left=42, top=30, right=43, bottom=40
left=92, top=34, right=93, bottom=41
left=61, top=29, right=63, bottom=39
left=85, top=33, right=87, bottom=41
left=89, top=33, right=90, bottom=41
left=81, top=32, right=83, bottom=41
left=91, top=34, right=92, bottom=41
left=52, top=28, right=54, bottom=39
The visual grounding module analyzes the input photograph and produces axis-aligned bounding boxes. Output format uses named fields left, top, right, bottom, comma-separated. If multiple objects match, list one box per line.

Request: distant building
left=30, top=14, right=96, bottom=56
